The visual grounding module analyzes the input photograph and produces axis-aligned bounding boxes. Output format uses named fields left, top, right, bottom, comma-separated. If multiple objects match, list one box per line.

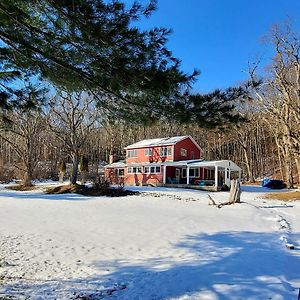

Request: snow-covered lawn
left=0, top=184, right=299, bottom=299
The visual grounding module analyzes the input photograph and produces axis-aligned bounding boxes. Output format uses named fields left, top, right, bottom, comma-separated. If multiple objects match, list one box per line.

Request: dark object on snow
left=262, top=178, right=287, bottom=189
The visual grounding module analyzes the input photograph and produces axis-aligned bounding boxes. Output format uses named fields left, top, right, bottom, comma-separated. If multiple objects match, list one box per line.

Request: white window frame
left=115, top=168, right=124, bottom=177
left=190, top=151, right=195, bottom=160
left=160, top=147, right=171, bottom=157
left=180, top=148, right=187, bottom=157
left=144, top=166, right=161, bottom=174
left=144, top=148, right=152, bottom=156
left=127, top=149, right=138, bottom=158
left=189, top=168, right=200, bottom=178
left=128, top=166, right=142, bottom=174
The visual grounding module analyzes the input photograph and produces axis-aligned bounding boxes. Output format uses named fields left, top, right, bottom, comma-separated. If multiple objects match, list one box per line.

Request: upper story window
left=190, top=151, right=195, bottom=159
left=144, top=148, right=153, bottom=156
left=127, top=149, right=137, bottom=158
left=180, top=148, right=187, bottom=157
left=160, top=147, right=171, bottom=157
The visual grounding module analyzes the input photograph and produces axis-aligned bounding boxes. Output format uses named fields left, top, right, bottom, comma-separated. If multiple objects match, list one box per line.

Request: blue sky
left=126, top=0, right=300, bottom=92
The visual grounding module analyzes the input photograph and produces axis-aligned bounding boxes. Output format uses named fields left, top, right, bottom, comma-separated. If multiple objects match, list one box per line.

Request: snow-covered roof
left=125, top=136, right=196, bottom=149
left=104, top=161, right=126, bottom=168
left=164, top=159, right=241, bottom=171
left=189, top=160, right=242, bottom=171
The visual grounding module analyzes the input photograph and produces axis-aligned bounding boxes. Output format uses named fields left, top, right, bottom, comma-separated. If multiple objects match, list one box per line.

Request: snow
left=0, top=183, right=299, bottom=299
left=125, top=136, right=189, bottom=149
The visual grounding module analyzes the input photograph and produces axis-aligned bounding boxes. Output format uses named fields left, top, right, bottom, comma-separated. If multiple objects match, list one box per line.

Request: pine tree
left=0, top=0, right=244, bottom=127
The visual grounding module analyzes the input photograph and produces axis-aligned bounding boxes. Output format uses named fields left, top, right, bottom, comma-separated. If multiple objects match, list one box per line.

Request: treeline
left=1, top=24, right=300, bottom=187
left=0, top=111, right=295, bottom=186
left=0, top=1, right=299, bottom=187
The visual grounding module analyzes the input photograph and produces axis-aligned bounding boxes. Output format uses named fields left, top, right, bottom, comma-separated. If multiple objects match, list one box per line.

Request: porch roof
left=165, top=159, right=241, bottom=171
left=104, top=161, right=126, bottom=168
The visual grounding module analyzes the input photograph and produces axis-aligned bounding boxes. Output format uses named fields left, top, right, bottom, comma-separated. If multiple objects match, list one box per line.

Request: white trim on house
left=163, top=160, right=242, bottom=189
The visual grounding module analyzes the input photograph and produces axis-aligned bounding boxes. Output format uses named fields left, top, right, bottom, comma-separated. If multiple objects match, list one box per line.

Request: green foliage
left=59, top=160, right=66, bottom=173
left=171, top=87, right=248, bottom=129
left=0, top=0, right=196, bottom=118
left=0, top=0, right=246, bottom=128
left=79, top=156, right=88, bottom=172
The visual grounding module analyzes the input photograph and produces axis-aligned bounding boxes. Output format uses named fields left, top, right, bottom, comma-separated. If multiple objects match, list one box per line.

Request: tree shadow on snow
left=1, top=232, right=300, bottom=299
left=0, top=189, right=89, bottom=201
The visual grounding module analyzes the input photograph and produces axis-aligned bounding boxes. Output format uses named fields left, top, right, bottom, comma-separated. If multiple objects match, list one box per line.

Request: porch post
left=163, top=165, right=166, bottom=184
left=186, top=166, right=190, bottom=184
left=215, top=165, right=218, bottom=189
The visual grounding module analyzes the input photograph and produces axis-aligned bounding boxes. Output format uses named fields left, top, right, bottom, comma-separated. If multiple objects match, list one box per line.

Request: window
left=160, top=147, right=171, bottom=157
left=127, top=149, right=137, bottom=158
left=114, top=168, right=124, bottom=176
left=144, top=166, right=161, bottom=174
left=189, top=168, right=199, bottom=178
left=190, top=151, right=195, bottom=160
left=180, top=148, right=187, bottom=157
left=128, top=167, right=142, bottom=174
left=182, top=168, right=187, bottom=178
left=144, top=148, right=152, bottom=156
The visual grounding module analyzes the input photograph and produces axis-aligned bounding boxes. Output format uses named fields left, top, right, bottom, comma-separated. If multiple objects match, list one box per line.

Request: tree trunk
left=229, top=180, right=241, bottom=203
left=283, top=154, right=294, bottom=189
left=71, top=152, right=79, bottom=185
left=81, top=171, right=87, bottom=185
left=242, top=147, right=254, bottom=182
left=295, top=157, right=300, bottom=185
left=59, top=171, right=65, bottom=183
left=23, top=171, right=33, bottom=187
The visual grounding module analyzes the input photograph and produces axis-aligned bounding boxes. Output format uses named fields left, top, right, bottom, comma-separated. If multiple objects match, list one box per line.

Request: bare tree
left=0, top=109, right=45, bottom=186
left=48, top=92, right=98, bottom=185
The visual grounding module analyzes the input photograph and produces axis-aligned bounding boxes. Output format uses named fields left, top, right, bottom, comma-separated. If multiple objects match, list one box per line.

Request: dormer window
left=160, top=147, right=171, bottom=157
left=144, top=148, right=152, bottom=156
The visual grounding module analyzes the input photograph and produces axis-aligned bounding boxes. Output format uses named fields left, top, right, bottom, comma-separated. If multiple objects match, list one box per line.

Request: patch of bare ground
left=45, top=184, right=139, bottom=197
left=5, top=184, right=37, bottom=191
left=263, top=191, right=300, bottom=201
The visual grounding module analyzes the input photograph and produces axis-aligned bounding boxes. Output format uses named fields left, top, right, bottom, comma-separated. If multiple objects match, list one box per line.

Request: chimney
left=109, top=154, right=114, bottom=164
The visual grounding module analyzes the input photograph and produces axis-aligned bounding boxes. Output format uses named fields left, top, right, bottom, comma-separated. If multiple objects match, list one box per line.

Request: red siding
left=124, top=172, right=163, bottom=185
left=126, top=145, right=174, bottom=164
left=105, top=166, right=164, bottom=186
left=105, top=168, right=125, bottom=185
left=173, top=137, right=201, bottom=161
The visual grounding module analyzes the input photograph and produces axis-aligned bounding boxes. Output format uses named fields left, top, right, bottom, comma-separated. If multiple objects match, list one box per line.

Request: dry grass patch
left=5, top=184, right=37, bottom=191
left=263, top=191, right=300, bottom=201
left=45, top=184, right=139, bottom=197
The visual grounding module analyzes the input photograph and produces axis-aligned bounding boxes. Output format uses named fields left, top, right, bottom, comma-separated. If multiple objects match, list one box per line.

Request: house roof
left=104, top=161, right=126, bottom=168
left=125, top=136, right=200, bottom=150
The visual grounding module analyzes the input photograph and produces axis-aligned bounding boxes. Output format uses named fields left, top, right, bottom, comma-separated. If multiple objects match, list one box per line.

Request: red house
left=104, top=136, right=241, bottom=190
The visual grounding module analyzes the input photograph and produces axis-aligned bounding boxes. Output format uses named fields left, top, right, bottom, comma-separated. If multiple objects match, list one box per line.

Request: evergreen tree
left=0, top=0, right=244, bottom=127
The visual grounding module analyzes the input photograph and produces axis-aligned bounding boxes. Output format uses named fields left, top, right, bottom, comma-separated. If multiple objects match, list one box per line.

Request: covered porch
left=162, top=160, right=242, bottom=191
